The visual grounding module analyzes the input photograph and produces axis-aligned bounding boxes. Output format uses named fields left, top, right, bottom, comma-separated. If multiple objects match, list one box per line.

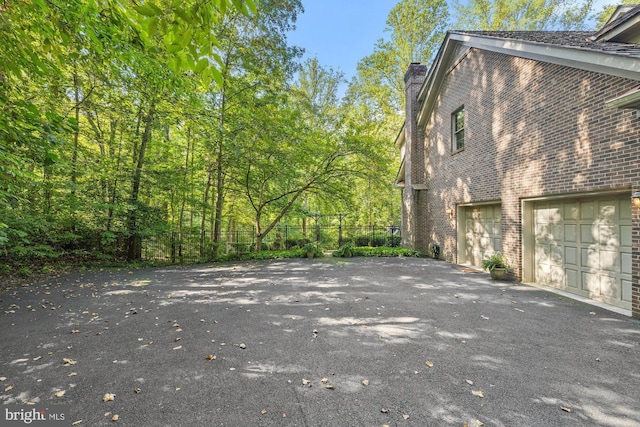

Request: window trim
left=452, top=106, right=465, bottom=153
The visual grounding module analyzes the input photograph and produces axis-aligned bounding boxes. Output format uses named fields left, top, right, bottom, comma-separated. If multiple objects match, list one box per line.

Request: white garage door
left=534, top=195, right=632, bottom=309
left=464, top=204, right=502, bottom=268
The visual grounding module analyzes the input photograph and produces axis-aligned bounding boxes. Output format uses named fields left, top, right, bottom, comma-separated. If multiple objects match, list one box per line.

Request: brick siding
left=404, top=48, right=640, bottom=317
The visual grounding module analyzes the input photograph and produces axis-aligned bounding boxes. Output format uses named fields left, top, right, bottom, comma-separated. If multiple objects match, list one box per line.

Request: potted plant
left=481, top=252, right=509, bottom=280
left=302, top=243, right=321, bottom=259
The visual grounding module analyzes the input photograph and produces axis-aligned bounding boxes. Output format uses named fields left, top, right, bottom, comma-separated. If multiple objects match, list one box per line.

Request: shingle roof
left=593, top=4, right=640, bottom=39
left=453, top=30, right=640, bottom=59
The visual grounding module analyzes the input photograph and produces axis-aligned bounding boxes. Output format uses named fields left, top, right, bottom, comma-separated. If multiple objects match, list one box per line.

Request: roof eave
left=416, top=31, right=640, bottom=127
left=395, top=122, right=406, bottom=148
left=394, top=157, right=406, bottom=188
left=605, top=85, right=640, bottom=109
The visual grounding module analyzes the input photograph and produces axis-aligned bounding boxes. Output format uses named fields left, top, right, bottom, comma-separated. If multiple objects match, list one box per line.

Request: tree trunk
left=127, top=100, right=155, bottom=260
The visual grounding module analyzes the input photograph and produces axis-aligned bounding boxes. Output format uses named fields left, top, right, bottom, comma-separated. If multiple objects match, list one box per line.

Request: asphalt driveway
left=1, top=257, right=639, bottom=426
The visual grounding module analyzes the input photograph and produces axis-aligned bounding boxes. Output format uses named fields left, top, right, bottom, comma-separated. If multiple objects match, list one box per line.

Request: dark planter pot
left=307, top=252, right=314, bottom=259
left=490, top=268, right=507, bottom=280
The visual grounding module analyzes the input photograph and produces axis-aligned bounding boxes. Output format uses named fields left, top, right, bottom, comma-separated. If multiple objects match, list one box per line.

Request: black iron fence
left=141, top=225, right=400, bottom=262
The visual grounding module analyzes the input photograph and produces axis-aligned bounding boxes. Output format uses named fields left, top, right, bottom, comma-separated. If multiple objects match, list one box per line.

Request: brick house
left=395, top=5, right=640, bottom=317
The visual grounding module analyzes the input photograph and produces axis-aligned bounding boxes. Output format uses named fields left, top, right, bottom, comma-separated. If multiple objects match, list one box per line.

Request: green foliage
left=452, top=0, right=594, bottom=31
left=334, top=246, right=420, bottom=258
left=17, top=266, right=33, bottom=278
left=481, top=252, right=509, bottom=271
left=0, top=264, right=11, bottom=274
left=593, top=1, right=637, bottom=29
left=216, top=248, right=305, bottom=262
left=332, top=243, right=354, bottom=258
left=302, top=243, right=324, bottom=258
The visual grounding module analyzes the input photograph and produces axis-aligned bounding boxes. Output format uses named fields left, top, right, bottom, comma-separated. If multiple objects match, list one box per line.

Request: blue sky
left=285, top=0, right=613, bottom=86
left=286, top=1, right=398, bottom=84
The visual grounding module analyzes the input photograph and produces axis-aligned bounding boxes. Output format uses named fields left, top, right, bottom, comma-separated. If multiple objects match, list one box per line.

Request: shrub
left=17, top=267, right=32, bottom=277
left=481, top=252, right=509, bottom=271
left=332, top=243, right=354, bottom=258
left=385, top=235, right=401, bottom=247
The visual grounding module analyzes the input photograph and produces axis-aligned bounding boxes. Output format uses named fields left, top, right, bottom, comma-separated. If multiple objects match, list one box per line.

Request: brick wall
left=410, top=48, right=640, bottom=315
left=633, top=195, right=640, bottom=319
left=401, top=63, right=427, bottom=249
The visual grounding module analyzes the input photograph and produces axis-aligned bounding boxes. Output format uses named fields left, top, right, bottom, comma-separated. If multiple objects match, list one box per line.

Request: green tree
left=452, top=0, right=594, bottom=31
left=592, top=1, right=637, bottom=29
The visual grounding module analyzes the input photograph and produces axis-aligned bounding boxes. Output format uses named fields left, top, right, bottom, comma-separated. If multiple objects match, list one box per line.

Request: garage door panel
left=622, top=279, right=632, bottom=302
left=599, top=202, right=617, bottom=220
left=620, top=200, right=631, bottom=220
left=548, top=204, right=563, bottom=223
left=463, top=205, right=501, bottom=268
left=600, top=274, right=619, bottom=300
left=621, top=225, right=632, bottom=247
left=536, top=244, right=549, bottom=263
left=581, top=224, right=595, bottom=244
left=600, top=249, right=619, bottom=273
left=582, top=271, right=598, bottom=294
left=565, top=246, right=578, bottom=266
left=581, top=247, right=597, bottom=268
left=550, top=265, right=564, bottom=286
left=598, top=224, right=618, bottom=247
left=535, top=223, right=547, bottom=240
left=565, top=224, right=578, bottom=242
left=581, top=201, right=595, bottom=220
left=621, top=252, right=632, bottom=275
left=549, top=224, right=563, bottom=240
left=564, top=202, right=579, bottom=220
left=566, top=268, right=579, bottom=288
left=550, top=245, right=563, bottom=264
left=534, top=195, right=631, bottom=310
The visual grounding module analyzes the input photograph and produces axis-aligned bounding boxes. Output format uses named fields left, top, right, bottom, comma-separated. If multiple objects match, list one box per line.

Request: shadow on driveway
left=1, top=257, right=639, bottom=426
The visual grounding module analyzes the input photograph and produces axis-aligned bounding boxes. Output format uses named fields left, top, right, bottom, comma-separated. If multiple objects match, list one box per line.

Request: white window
left=452, top=107, right=464, bottom=152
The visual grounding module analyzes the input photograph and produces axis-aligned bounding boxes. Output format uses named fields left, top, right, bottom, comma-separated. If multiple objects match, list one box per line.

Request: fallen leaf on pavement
left=403, top=414, right=410, bottom=420
left=71, top=421, right=82, bottom=426
left=5, top=385, right=14, bottom=392
left=425, top=360, right=434, bottom=367
left=205, top=354, right=216, bottom=360
left=102, top=393, right=115, bottom=402
left=172, top=345, right=182, bottom=350
left=68, top=372, right=77, bottom=377
left=111, top=414, right=119, bottom=422
left=301, top=379, right=312, bottom=387
left=466, top=379, right=474, bottom=385
left=0, top=377, right=6, bottom=382
left=71, top=330, right=80, bottom=334
left=362, top=380, right=369, bottom=386
left=261, top=409, right=267, bottom=415
left=476, top=420, right=484, bottom=426
left=325, top=385, right=335, bottom=390
left=54, top=390, right=66, bottom=398
left=133, top=387, right=141, bottom=394
left=320, top=378, right=328, bottom=384
left=63, top=358, right=77, bottom=366
left=472, top=390, right=484, bottom=398
left=239, top=343, right=246, bottom=349
left=561, top=406, right=572, bottom=413
left=380, top=408, right=389, bottom=414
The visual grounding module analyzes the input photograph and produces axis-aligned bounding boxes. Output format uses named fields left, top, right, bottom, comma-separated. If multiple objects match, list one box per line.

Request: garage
left=461, top=204, right=502, bottom=268
left=532, top=195, right=632, bottom=310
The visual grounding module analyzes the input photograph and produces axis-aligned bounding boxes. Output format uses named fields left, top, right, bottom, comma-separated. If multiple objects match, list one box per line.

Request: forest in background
left=0, top=0, right=623, bottom=271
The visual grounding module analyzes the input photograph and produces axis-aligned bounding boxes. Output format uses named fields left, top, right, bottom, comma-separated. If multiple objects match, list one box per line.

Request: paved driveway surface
left=1, top=257, right=639, bottom=426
